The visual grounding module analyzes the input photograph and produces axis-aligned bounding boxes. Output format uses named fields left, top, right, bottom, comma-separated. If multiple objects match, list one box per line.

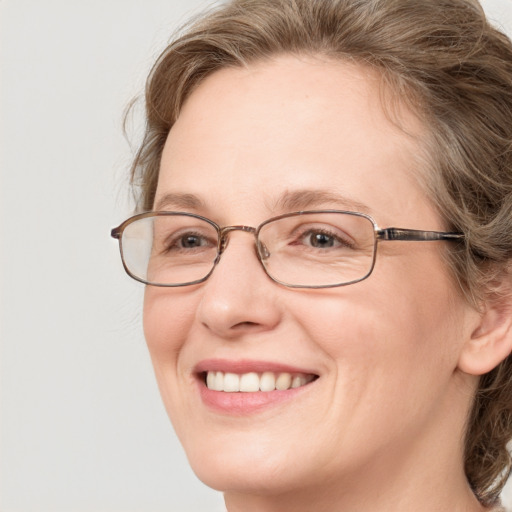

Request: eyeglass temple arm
left=376, top=228, right=464, bottom=241
left=111, top=227, right=121, bottom=239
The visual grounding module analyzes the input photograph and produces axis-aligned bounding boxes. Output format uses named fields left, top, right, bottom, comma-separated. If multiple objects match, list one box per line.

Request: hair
left=128, top=0, right=512, bottom=505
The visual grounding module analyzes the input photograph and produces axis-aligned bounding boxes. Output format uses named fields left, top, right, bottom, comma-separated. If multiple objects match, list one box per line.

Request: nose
left=195, top=231, right=282, bottom=339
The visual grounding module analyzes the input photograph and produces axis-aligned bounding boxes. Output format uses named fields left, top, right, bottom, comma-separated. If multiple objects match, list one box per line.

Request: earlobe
left=457, top=289, right=512, bottom=376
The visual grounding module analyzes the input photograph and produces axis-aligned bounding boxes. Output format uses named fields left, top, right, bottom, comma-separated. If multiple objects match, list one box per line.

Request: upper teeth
left=205, top=371, right=315, bottom=392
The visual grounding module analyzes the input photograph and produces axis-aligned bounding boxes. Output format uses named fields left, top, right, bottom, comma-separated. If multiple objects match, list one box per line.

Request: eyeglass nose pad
left=218, top=234, right=229, bottom=254
left=258, top=241, right=271, bottom=260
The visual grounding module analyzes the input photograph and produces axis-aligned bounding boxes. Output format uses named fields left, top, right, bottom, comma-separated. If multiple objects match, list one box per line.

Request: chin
left=180, top=430, right=316, bottom=495
left=191, top=456, right=307, bottom=496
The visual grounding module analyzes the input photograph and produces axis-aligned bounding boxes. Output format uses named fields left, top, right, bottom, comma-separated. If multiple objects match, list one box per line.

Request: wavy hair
left=128, top=0, right=512, bottom=504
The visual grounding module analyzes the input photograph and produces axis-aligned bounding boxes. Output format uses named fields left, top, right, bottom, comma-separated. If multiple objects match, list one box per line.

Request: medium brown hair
left=128, top=0, right=512, bottom=504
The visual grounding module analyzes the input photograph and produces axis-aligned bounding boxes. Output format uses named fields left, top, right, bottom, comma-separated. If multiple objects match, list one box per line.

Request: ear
left=457, top=276, right=512, bottom=376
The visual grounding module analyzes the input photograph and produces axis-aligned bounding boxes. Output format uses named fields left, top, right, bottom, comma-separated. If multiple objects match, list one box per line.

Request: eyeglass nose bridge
left=215, top=224, right=272, bottom=266
left=217, top=225, right=257, bottom=254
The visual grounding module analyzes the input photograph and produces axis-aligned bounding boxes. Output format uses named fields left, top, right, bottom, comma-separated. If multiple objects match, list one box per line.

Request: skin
left=143, top=55, right=493, bottom=512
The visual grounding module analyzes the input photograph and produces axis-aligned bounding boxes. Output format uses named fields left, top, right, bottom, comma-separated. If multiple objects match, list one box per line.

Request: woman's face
left=144, top=56, right=475, bottom=498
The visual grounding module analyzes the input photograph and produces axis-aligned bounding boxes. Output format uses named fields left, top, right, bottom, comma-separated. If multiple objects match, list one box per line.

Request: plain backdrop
left=1, top=1, right=512, bottom=511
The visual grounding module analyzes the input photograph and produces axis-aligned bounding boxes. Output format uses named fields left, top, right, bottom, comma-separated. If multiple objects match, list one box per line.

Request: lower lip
left=198, top=380, right=314, bottom=415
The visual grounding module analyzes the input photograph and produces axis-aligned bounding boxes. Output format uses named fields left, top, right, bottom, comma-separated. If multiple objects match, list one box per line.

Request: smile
left=195, top=360, right=319, bottom=414
left=205, top=371, right=317, bottom=392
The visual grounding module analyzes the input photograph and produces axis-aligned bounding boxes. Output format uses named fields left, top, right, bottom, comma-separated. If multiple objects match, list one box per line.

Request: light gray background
left=1, top=1, right=512, bottom=511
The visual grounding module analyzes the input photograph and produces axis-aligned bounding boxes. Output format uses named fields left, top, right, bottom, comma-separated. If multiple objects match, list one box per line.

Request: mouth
left=196, top=363, right=319, bottom=414
left=194, top=360, right=319, bottom=415
left=203, top=370, right=317, bottom=392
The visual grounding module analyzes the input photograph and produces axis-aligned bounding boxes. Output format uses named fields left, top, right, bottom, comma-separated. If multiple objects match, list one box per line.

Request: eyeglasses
left=110, top=210, right=464, bottom=288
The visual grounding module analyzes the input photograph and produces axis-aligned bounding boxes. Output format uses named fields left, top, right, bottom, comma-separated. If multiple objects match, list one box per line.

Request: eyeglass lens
left=120, top=212, right=376, bottom=287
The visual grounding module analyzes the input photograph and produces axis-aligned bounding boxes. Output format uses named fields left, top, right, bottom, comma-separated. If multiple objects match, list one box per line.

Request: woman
left=111, top=0, right=512, bottom=510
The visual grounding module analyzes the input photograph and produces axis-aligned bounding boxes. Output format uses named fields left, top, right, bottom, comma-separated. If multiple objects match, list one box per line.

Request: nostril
left=233, top=321, right=260, bottom=330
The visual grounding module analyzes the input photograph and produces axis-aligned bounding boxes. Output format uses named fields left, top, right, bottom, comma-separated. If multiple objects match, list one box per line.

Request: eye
left=179, top=233, right=209, bottom=248
left=304, top=231, right=338, bottom=248
left=161, top=230, right=217, bottom=253
left=297, top=228, right=353, bottom=250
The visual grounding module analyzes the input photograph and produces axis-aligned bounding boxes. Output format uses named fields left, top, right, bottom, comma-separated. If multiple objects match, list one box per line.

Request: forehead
left=156, top=55, right=435, bottom=228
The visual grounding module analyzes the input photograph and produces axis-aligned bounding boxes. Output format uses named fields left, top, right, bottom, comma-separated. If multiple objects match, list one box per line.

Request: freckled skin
left=143, top=56, right=484, bottom=512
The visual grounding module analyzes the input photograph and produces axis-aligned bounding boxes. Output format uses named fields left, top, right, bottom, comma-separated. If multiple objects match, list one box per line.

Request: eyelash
left=291, top=227, right=355, bottom=249
left=162, top=230, right=215, bottom=253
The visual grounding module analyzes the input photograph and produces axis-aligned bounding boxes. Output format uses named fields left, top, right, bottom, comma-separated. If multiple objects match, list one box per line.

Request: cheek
left=142, top=287, right=210, bottom=447
left=142, top=288, right=200, bottom=398
left=143, top=288, right=197, bottom=351
left=289, top=259, right=464, bottom=403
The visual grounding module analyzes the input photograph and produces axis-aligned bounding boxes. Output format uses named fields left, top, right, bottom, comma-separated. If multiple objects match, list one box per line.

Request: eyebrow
left=153, top=189, right=373, bottom=216
left=153, top=193, right=206, bottom=211
left=270, top=189, right=373, bottom=214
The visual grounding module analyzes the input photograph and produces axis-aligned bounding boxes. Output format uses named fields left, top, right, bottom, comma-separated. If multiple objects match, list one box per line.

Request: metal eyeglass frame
left=110, top=210, right=465, bottom=289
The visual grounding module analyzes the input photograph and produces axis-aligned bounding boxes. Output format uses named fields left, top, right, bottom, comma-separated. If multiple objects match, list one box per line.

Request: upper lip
left=194, top=358, right=319, bottom=376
